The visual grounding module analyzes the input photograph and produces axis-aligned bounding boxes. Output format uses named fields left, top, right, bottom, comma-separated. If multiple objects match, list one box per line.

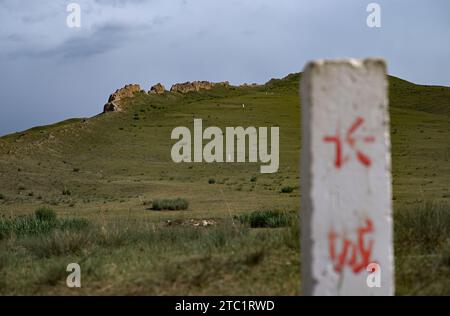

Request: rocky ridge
left=103, top=80, right=230, bottom=112
left=170, top=81, right=229, bottom=93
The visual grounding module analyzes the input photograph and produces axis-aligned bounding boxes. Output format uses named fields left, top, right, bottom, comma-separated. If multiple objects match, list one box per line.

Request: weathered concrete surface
left=300, top=59, right=394, bottom=295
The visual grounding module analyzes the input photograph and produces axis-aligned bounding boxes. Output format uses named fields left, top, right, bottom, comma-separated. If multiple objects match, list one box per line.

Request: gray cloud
left=6, top=24, right=126, bottom=60
left=43, top=23, right=134, bottom=59
left=93, top=0, right=149, bottom=6
left=5, top=34, right=25, bottom=43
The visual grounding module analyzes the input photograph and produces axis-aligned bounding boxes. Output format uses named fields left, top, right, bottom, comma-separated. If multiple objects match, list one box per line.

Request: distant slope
left=388, top=76, right=450, bottom=116
left=0, top=73, right=448, bottom=214
left=265, top=73, right=450, bottom=116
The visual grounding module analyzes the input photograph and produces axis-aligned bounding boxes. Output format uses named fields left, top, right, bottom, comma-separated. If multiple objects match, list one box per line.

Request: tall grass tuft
left=235, top=209, right=295, bottom=228
left=35, top=207, right=57, bottom=222
left=394, top=201, right=450, bottom=252
left=0, top=208, right=89, bottom=240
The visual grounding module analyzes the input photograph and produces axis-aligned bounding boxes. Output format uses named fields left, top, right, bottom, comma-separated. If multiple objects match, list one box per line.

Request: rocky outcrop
left=170, top=81, right=229, bottom=93
left=103, top=102, right=120, bottom=112
left=103, top=84, right=141, bottom=112
left=103, top=80, right=231, bottom=113
left=108, top=84, right=141, bottom=102
left=149, top=83, right=165, bottom=94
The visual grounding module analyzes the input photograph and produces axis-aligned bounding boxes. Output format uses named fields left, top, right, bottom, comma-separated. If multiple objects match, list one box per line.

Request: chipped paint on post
left=300, top=59, right=394, bottom=295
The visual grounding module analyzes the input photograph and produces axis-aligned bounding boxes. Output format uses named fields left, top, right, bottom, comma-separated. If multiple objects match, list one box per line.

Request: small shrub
left=0, top=193, right=5, bottom=200
left=73, top=168, right=80, bottom=172
left=244, top=249, right=265, bottom=266
left=151, top=198, right=189, bottom=211
left=250, top=176, right=257, bottom=182
left=280, top=186, right=294, bottom=193
left=35, top=207, right=57, bottom=222
left=208, top=178, right=216, bottom=184
left=62, top=189, right=71, bottom=196
left=235, top=209, right=294, bottom=228
left=59, top=218, right=90, bottom=231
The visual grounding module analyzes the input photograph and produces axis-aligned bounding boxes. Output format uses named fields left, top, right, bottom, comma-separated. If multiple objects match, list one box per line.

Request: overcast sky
left=0, top=0, right=449, bottom=136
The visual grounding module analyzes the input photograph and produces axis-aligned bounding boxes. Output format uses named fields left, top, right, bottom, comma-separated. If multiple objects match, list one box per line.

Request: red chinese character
left=323, top=116, right=375, bottom=168
left=328, top=219, right=375, bottom=274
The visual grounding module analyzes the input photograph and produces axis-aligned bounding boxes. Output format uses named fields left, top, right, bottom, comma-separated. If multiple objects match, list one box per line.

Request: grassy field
left=0, top=73, right=449, bottom=295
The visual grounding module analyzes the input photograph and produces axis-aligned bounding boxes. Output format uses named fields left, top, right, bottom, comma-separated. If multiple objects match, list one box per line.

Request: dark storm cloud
left=5, top=23, right=132, bottom=60
left=5, top=34, right=25, bottom=43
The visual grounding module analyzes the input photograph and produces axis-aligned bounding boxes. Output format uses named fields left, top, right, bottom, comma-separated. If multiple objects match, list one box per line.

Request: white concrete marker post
left=300, top=59, right=394, bottom=295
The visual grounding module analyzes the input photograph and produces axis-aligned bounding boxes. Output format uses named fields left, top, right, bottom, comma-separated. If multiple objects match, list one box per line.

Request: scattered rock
left=165, top=219, right=183, bottom=226
left=196, top=219, right=217, bottom=227
left=164, top=218, right=217, bottom=227
left=149, top=83, right=166, bottom=94
left=103, top=84, right=141, bottom=113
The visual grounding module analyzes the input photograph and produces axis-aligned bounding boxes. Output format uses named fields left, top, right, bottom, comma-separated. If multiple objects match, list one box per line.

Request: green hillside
left=0, top=73, right=449, bottom=295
